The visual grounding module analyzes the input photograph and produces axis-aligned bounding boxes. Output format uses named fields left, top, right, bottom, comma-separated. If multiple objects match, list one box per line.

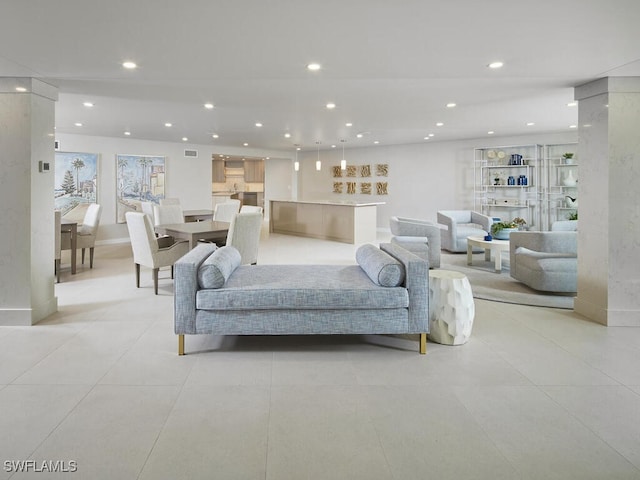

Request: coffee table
left=466, top=235, right=510, bottom=272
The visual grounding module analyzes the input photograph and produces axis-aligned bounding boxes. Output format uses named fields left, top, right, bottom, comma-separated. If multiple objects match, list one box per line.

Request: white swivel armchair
left=213, top=201, right=241, bottom=223
left=225, top=212, right=263, bottom=265
left=125, top=212, right=189, bottom=294
left=437, top=210, right=493, bottom=253
left=389, top=216, right=441, bottom=268
left=62, top=203, right=102, bottom=268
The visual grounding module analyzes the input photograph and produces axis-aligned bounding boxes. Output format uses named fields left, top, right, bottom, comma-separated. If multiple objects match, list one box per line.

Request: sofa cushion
left=197, top=246, right=241, bottom=289
left=355, top=244, right=405, bottom=287
left=196, top=265, right=409, bottom=310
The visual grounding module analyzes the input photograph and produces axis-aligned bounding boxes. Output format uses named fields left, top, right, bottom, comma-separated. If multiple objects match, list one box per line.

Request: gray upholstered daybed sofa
left=174, top=242, right=429, bottom=355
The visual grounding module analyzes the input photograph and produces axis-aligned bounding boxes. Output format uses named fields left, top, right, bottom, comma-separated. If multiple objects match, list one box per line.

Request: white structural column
left=428, top=270, right=475, bottom=345
left=0, top=78, right=58, bottom=325
left=574, top=77, right=640, bottom=326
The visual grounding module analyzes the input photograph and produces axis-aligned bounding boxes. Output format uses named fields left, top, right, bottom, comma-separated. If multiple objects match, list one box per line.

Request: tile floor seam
left=537, top=385, right=640, bottom=475
left=135, top=383, right=187, bottom=480
left=451, top=384, right=528, bottom=479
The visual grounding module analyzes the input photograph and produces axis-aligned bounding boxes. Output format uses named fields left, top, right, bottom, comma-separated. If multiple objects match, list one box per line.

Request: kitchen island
left=269, top=199, right=384, bottom=244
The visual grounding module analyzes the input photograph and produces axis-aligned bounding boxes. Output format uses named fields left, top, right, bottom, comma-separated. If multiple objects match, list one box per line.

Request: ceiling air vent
left=184, top=149, right=198, bottom=158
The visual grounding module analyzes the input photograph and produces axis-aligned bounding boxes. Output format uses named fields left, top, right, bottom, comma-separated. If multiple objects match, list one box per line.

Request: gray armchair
left=437, top=210, right=493, bottom=253
left=389, top=216, right=441, bottom=268
left=509, top=231, right=577, bottom=292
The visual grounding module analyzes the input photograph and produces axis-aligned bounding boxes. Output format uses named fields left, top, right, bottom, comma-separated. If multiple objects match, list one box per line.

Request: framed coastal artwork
left=54, top=152, right=99, bottom=220
left=115, top=154, right=166, bottom=223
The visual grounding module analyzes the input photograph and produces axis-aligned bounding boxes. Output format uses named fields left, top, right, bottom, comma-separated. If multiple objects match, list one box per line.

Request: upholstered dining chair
left=239, top=205, right=263, bottom=214
left=54, top=210, right=62, bottom=283
left=213, top=201, right=241, bottom=223
left=61, top=203, right=102, bottom=269
left=141, top=201, right=155, bottom=223
left=225, top=212, right=263, bottom=265
left=153, top=204, right=184, bottom=226
left=125, top=212, right=189, bottom=294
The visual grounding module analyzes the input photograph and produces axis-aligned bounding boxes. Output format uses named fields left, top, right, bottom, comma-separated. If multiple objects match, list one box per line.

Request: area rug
left=440, top=252, right=575, bottom=309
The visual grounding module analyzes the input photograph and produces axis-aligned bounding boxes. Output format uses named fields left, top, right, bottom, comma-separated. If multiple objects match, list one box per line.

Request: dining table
left=183, top=209, right=214, bottom=222
left=60, top=218, right=77, bottom=274
left=155, top=220, right=230, bottom=249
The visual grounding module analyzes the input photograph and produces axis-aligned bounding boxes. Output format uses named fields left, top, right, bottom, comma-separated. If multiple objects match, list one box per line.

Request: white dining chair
left=54, top=210, right=62, bottom=283
left=213, top=201, right=241, bottom=223
left=239, top=205, right=263, bottom=214
left=225, top=212, right=263, bottom=265
left=61, top=203, right=102, bottom=269
left=153, top=204, right=184, bottom=226
left=125, top=212, right=189, bottom=294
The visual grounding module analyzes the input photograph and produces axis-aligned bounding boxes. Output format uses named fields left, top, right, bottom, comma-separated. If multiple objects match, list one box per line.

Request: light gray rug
left=440, top=252, right=575, bottom=309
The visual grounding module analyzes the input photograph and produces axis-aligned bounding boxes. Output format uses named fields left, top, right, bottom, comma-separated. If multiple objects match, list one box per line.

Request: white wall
left=296, top=132, right=578, bottom=229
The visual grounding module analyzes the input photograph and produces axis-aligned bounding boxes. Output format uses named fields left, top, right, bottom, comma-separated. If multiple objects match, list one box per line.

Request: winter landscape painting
left=116, top=154, right=166, bottom=223
left=54, top=152, right=99, bottom=218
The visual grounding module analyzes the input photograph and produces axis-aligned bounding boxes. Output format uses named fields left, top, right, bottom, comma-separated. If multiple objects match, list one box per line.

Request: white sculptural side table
left=428, top=270, right=475, bottom=345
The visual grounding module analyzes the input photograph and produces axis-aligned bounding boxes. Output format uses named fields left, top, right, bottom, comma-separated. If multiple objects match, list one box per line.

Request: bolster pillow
left=198, top=246, right=242, bottom=289
left=356, top=244, right=405, bottom=287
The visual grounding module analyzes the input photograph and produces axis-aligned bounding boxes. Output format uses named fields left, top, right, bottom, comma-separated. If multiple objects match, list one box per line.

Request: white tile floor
left=1, top=228, right=640, bottom=479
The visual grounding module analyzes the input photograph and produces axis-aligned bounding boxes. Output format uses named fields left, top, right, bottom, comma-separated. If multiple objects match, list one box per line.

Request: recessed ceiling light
left=74, top=122, right=83, bottom=127
left=326, top=102, right=336, bottom=109
left=124, top=131, right=131, bottom=136
left=436, top=122, right=444, bottom=127
left=526, top=122, right=535, bottom=126
left=331, top=144, right=336, bottom=148
left=428, top=133, right=435, bottom=137
left=204, top=103, right=214, bottom=109
left=15, top=86, right=27, bottom=92
left=424, top=136, right=431, bottom=140
left=284, top=133, right=291, bottom=138
left=122, top=61, right=137, bottom=69
left=356, top=133, right=363, bottom=138
left=373, top=141, right=380, bottom=144
left=488, top=131, right=495, bottom=135
left=488, top=61, right=504, bottom=69
left=296, top=147, right=301, bottom=151
left=83, top=102, right=94, bottom=107
left=212, top=134, right=219, bottom=138
left=182, top=137, right=188, bottom=142
left=567, top=102, right=577, bottom=107
left=307, top=63, right=321, bottom=71
left=164, top=123, right=172, bottom=127
left=243, top=142, right=249, bottom=146
left=345, top=123, right=353, bottom=127
left=569, top=125, right=577, bottom=129
left=255, top=122, right=263, bottom=127
left=446, top=103, right=456, bottom=108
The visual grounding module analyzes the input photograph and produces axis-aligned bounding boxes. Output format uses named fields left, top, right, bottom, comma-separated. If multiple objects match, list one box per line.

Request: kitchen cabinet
left=244, top=160, right=264, bottom=182
left=212, top=159, right=225, bottom=182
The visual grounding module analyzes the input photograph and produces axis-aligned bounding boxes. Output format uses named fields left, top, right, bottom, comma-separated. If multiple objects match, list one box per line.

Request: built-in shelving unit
left=474, top=144, right=542, bottom=229
left=541, top=143, right=578, bottom=230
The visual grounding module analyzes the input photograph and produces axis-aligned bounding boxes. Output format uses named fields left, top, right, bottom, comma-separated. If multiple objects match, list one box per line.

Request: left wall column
left=0, top=78, right=58, bottom=325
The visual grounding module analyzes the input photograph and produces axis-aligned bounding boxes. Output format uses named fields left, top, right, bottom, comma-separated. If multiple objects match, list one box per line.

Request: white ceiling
left=2, top=0, right=640, bottom=153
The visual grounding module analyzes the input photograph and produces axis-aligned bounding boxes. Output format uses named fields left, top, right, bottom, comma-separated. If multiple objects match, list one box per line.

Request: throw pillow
left=355, top=244, right=405, bottom=287
left=198, top=246, right=242, bottom=289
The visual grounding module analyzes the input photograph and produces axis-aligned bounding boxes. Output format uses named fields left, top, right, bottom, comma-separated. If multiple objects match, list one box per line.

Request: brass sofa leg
left=178, top=335, right=185, bottom=355
left=420, top=333, right=427, bottom=354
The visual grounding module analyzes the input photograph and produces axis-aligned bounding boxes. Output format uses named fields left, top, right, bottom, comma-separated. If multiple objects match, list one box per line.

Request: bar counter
left=269, top=199, right=384, bottom=244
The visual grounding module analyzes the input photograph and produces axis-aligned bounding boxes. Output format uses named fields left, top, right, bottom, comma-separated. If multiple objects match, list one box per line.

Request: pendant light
left=316, top=141, right=321, bottom=171
left=294, top=146, right=300, bottom=171
left=340, top=139, right=347, bottom=170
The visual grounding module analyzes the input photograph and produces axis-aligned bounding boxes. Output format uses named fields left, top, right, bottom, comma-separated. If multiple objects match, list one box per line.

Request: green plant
left=491, top=217, right=526, bottom=235
left=562, top=152, right=574, bottom=159
left=567, top=211, right=578, bottom=220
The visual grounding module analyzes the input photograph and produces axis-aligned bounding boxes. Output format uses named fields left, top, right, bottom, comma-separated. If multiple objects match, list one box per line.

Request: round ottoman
left=428, top=270, right=475, bottom=345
